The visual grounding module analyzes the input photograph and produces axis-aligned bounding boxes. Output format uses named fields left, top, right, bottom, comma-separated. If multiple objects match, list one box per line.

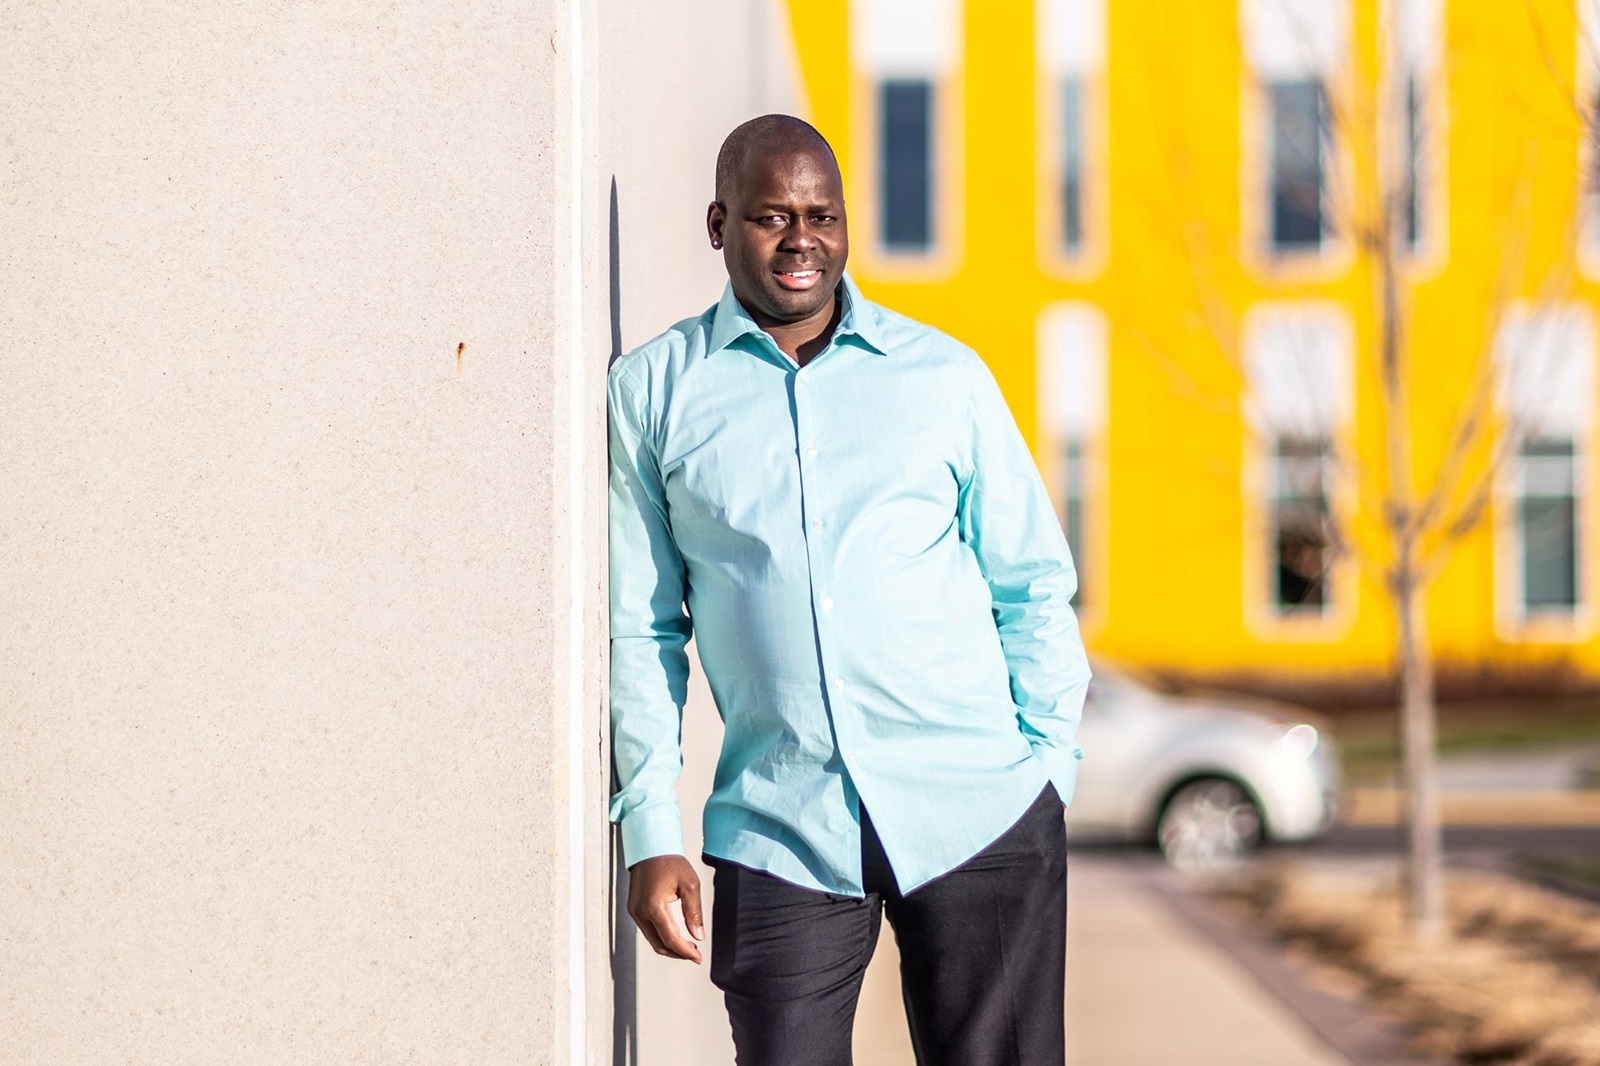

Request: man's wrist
left=619, top=804, right=687, bottom=867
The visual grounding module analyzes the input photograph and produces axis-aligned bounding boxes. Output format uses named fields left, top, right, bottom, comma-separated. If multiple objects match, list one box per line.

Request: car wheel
left=1157, top=778, right=1264, bottom=871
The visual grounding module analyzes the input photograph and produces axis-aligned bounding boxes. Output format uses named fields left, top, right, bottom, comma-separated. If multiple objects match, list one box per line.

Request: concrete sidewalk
left=635, top=854, right=1351, bottom=1065
left=1058, top=858, right=1349, bottom=1066
left=850, top=856, right=1348, bottom=1066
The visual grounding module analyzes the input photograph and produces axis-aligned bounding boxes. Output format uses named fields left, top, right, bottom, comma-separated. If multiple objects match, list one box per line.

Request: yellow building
left=783, top=0, right=1600, bottom=700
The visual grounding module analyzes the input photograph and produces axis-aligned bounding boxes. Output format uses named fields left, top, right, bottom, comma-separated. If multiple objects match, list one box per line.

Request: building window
left=1393, top=0, right=1441, bottom=261
left=1038, top=303, right=1108, bottom=611
left=1039, top=0, right=1103, bottom=266
left=1060, top=78, right=1085, bottom=253
left=1243, top=0, right=1348, bottom=260
left=1270, top=436, right=1333, bottom=613
left=1517, top=439, right=1580, bottom=612
left=1268, top=79, right=1327, bottom=252
left=1494, top=304, right=1595, bottom=630
left=852, top=0, right=959, bottom=262
left=880, top=78, right=934, bottom=251
left=1244, top=303, right=1353, bottom=625
left=1585, top=85, right=1600, bottom=253
left=1585, top=0, right=1600, bottom=260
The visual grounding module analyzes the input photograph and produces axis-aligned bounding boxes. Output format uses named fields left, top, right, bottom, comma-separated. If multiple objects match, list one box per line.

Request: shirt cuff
left=618, top=804, right=687, bottom=867
left=1029, top=740, right=1084, bottom=808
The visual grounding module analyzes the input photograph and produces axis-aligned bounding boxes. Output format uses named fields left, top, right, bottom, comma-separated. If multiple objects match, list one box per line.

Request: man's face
left=707, top=146, right=849, bottom=329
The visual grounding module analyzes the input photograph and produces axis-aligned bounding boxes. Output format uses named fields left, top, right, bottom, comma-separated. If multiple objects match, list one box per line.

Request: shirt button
left=811, top=518, right=824, bottom=531
left=833, top=677, right=846, bottom=691
left=797, top=371, right=810, bottom=385
left=805, top=447, right=818, bottom=458
left=821, top=597, right=835, bottom=612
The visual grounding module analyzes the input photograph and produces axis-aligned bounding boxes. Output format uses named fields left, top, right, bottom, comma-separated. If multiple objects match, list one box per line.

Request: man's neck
left=759, top=295, right=841, bottom=368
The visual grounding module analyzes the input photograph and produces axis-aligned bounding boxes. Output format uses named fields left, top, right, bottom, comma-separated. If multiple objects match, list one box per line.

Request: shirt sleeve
left=606, top=362, right=693, bottom=864
left=956, top=355, right=1091, bottom=805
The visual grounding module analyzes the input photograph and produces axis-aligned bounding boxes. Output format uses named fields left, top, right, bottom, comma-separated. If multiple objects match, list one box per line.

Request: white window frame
left=1492, top=303, right=1597, bottom=640
left=1241, top=302, right=1357, bottom=637
left=1391, top=0, right=1447, bottom=274
left=1037, top=303, right=1108, bottom=628
left=1036, top=0, right=1107, bottom=277
left=1578, top=0, right=1600, bottom=274
left=1239, top=0, right=1352, bottom=274
left=850, top=0, right=964, bottom=277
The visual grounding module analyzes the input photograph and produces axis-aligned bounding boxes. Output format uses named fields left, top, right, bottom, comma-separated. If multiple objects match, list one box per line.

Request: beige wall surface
left=0, top=0, right=803, bottom=1060
left=2, top=1, right=608, bottom=1063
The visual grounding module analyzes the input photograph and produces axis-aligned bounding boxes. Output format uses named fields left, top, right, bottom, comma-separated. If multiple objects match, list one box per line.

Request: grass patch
left=1521, top=857, right=1600, bottom=897
left=1330, top=696, right=1600, bottom=785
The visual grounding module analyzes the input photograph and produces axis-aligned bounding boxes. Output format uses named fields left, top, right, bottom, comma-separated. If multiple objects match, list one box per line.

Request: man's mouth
left=773, top=268, right=824, bottom=292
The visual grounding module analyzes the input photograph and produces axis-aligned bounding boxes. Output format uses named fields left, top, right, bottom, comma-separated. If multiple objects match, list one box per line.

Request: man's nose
left=780, top=220, right=817, bottom=251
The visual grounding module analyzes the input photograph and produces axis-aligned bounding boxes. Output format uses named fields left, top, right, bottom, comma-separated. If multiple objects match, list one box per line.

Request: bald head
left=705, top=114, right=848, bottom=341
left=714, top=114, right=838, bottom=206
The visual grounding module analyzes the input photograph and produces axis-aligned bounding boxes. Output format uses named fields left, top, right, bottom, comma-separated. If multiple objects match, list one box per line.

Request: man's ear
left=706, top=201, right=726, bottom=250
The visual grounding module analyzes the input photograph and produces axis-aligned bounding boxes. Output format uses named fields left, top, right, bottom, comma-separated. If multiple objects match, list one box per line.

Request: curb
left=1149, top=878, right=1451, bottom=1066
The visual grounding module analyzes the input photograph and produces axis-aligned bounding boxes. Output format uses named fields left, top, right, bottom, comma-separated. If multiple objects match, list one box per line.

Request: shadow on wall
left=612, top=828, right=637, bottom=1066
left=608, top=174, right=639, bottom=1066
left=610, top=178, right=625, bottom=372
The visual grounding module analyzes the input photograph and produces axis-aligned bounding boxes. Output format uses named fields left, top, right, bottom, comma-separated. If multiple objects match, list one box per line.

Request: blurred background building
left=785, top=0, right=1600, bottom=705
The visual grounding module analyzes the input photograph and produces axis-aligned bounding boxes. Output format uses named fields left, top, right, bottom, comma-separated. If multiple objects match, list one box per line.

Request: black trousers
left=708, top=784, right=1067, bottom=1066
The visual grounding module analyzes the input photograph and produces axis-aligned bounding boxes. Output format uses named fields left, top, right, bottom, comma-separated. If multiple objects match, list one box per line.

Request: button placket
left=793, top=362, right=850, bottom=730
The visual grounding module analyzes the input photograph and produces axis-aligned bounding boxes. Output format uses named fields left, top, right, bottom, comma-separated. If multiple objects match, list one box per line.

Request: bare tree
left=1137, top=0, right=1585, bottom=940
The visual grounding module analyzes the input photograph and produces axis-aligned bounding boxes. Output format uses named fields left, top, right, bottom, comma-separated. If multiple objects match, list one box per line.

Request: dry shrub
left=1217, top=865, right=1600, bottom=1066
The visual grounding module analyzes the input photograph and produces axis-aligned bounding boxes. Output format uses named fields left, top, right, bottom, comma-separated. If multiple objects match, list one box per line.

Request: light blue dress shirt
left=607, top=275, right=1090, bottom=897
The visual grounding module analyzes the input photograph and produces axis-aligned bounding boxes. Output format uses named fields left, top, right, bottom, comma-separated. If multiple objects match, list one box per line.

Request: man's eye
left=811, top=216, right=836, bottom=225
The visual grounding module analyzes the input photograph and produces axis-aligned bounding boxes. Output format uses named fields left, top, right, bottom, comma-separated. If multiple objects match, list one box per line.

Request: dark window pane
left=1061, top=78, right=1084, bottom=253
left=880, top=79, right=933, bottom=251
left=1523, top=497, right=1578, bottom=608
left=1060, top=439, right=1086, bottom=605
left=1402, top=75, right=1421, bottom=252
left=1269, top=80, right=1325, bottom=251
left=1523, top=438, right=1578, bottom=462
left=1589, top=85, right=1600, bottom=203
left=1520, top=439, right=1579, bottom=610
left=1272, top=436, right=1331, bottom=612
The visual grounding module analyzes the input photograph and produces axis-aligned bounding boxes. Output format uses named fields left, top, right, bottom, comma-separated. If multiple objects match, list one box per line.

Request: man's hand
left=626, top=855, right=705, bottom=963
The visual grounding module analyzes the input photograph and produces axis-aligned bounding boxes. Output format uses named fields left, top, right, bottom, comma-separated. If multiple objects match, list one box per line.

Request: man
left=607, top=114, right=1090, bottom=1066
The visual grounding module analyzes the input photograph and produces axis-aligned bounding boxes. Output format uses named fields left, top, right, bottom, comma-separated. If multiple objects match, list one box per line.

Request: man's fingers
left=649, top=903, right=702, bottom=963
left=633, top=914, right=671, bottom=958
left=681, top=875, right=706, bottom=942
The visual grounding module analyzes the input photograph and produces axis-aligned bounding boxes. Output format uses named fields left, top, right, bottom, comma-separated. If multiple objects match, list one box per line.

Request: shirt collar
left=705, top=272, right=891, bottom=359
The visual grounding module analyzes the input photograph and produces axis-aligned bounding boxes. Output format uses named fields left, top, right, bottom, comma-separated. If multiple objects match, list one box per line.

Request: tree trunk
left=1394, top=550, right=1446, bottom=942
left=1374, top=76, right=1446, bottom=937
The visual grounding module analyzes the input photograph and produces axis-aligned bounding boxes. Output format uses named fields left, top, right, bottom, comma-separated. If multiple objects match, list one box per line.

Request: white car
left=1066, top=660, right=1342, bottom=868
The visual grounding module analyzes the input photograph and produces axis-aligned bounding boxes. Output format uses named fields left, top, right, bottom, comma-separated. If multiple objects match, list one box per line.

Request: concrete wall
left=1, top=1, right=798, bottom=1059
